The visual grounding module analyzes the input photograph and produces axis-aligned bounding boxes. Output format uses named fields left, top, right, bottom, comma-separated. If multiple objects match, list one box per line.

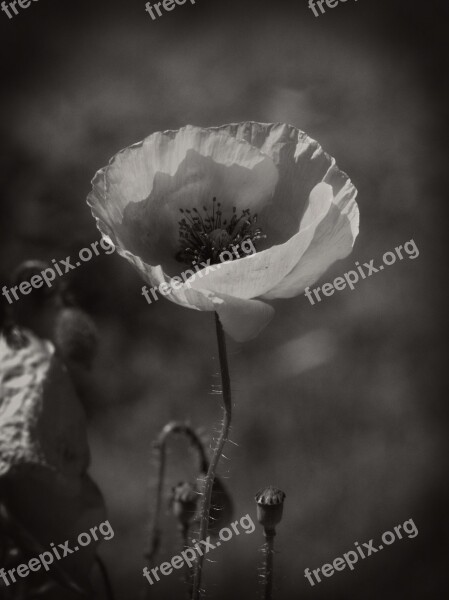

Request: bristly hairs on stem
left=144, top=421, right=209, bottom=575
left=191, top=313, right=233, bottom=600
left=263, top=532, right=275, bottom=600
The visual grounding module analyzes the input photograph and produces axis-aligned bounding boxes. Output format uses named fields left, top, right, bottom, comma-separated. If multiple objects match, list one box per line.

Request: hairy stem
left=263, top=531, right=275, bottom=600
left=143, top=422, right=208, bottom=600
left=145, top=422, right=208, bottom=567
left=191, top=313, right=232, bottom=600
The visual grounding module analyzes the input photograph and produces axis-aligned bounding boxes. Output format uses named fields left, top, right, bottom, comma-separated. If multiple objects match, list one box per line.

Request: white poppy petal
left=213, top=294, right=274, bottom=342
left=261, top=179, right=359, bottom=299
left=88, top=126, right=278, bottom=274
left=113, top=250, right=274, bottom=341
left=185, top=183, right=334, bottom=299
left=213, top=122, right=344, bottom=246
left=106, top=126, right=278, bottom=212
left=135, top=258, right=274, bottom=342
left=113, top=248, right=196, bottom=309
left=180, top=289, right=274, bottom=342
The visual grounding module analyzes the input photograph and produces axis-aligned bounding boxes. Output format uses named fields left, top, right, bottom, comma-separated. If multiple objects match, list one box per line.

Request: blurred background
left=0, top=0, right=447, bottom=598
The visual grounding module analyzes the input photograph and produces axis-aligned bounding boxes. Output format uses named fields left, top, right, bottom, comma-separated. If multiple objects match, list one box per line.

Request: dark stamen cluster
left=176, top=197, right=265, bottom=266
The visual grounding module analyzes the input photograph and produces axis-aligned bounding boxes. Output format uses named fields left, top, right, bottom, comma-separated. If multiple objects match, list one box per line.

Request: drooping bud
left=171, top=482, right=198, bottom=529
left=255, top=486, right=286, bottom=533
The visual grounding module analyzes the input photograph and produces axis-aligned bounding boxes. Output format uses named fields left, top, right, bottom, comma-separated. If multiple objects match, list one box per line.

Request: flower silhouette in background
left=87, top=122, right=359, bottom=341
left=0, top=330, right=106, bottom=597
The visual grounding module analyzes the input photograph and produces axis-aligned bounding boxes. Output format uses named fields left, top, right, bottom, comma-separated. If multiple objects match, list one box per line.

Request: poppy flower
left=87, top=122, right=359, bottom=341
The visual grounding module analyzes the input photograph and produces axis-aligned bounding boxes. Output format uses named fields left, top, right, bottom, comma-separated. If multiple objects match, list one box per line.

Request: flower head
left=88, top=122, right=359, bottom=341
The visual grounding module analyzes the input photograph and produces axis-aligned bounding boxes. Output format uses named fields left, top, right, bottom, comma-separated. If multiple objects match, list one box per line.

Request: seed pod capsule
left=255, top=486, right=286, bottom=533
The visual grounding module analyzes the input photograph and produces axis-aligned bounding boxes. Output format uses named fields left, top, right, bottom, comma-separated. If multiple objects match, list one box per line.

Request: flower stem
left=263, top=530, right=275, bottom=600
left=145, top=422, right=208, bottom=568
left=191, top=313, right=232, bottom=600
left=143, top=422, right=208, bottom=600
left=144, top=436, right=167, bottom=569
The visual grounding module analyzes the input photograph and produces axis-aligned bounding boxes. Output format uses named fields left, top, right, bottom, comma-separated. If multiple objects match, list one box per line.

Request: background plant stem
left=181, top=524, right=192, bottom=598
left=145, top=422, right=208, bottom=570
left=144, top=422, right=208, bottom=600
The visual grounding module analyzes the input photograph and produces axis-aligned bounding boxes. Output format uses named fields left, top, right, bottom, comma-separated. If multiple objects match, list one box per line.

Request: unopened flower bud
left=255, top=486, right=286, bottom=533
left=171, top=482, right=198, bottom=528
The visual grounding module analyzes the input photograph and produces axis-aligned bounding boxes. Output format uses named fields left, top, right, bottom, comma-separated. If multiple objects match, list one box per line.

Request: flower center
left=176, top=197, right=265, bottom=266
